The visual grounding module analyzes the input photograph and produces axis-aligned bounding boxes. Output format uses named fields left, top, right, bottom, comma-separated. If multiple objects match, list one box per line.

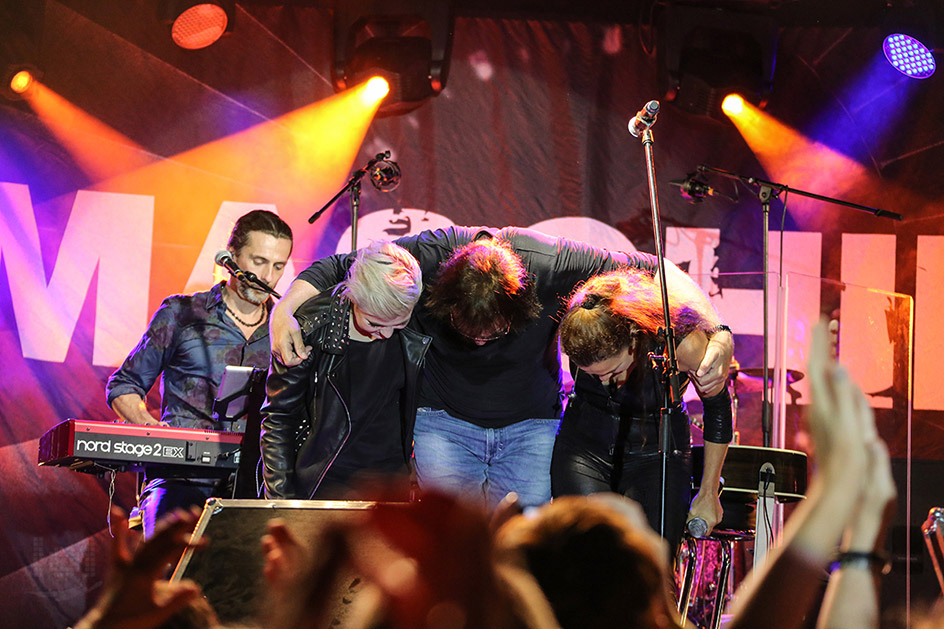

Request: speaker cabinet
left=171, top=498, right=398, bottom=624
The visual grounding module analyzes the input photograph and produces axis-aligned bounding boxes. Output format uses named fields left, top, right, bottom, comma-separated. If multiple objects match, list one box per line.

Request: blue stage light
left=883, top=34, right=936, bottom=79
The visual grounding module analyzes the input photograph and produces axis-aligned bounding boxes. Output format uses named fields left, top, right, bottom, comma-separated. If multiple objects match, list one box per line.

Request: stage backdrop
left=2, top=3, right=943, bottom=626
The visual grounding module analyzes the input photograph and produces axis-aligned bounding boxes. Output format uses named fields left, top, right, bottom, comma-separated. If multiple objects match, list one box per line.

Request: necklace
left=223, top=291, right=267, bottom=327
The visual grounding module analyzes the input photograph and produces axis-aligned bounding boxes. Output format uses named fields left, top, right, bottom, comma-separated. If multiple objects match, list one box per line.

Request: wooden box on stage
left=171, top=498, right=399, bottom=624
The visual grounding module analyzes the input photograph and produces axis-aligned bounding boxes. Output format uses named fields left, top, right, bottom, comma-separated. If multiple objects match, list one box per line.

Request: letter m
left=0, top=183, right=153, bottom=365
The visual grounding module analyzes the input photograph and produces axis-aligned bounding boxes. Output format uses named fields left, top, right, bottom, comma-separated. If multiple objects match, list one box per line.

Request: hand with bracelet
left=728, top=321, right=893, bottom=629
left=818, top=437, right=896, bottom=629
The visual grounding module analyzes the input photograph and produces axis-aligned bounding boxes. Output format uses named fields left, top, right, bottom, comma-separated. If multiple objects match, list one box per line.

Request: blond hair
left=341, top=241, right=422, bottom=319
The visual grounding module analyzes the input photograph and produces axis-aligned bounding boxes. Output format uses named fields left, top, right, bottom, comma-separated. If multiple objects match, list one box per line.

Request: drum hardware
left=677, top=445, right=808, bottom=629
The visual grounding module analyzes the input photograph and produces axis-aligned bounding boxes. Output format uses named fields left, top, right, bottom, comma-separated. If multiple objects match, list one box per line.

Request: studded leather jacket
left=259, top=286, right=431, bottom=499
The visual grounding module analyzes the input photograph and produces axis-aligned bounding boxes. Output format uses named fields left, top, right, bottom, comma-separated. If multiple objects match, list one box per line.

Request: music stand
left=213, top=366, right=267, bottom=498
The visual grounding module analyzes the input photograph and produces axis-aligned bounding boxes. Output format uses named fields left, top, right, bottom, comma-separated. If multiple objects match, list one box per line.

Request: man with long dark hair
left=106, top=209, right=293, bottom=536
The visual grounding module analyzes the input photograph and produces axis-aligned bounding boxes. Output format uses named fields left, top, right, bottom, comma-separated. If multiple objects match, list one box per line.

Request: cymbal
left=733, top=367, right=804, bottom=387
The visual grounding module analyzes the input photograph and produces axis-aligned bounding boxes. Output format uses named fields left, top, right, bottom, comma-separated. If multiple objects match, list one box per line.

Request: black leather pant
left=551, top=409, right=692, bottom=555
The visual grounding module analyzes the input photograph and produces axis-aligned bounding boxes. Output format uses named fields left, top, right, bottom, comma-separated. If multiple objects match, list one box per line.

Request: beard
left=235, top=279, right=269, bottom=305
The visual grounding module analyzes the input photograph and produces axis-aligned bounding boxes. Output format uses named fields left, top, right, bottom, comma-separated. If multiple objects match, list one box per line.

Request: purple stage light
left=883, top=34, right=936, bottom=79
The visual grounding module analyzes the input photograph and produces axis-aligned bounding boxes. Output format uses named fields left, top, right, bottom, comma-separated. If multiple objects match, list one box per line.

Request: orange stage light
left=722, top=98, right=936, bottom=232
left=363, top=76, right=390, bottom=104
left=721, top=94, right=745, bottom=116
left=23, top=73, right=386, bottom=304
left=171, top=4, right=228, bottom=50
left=10, top=69, right=34, bottom=95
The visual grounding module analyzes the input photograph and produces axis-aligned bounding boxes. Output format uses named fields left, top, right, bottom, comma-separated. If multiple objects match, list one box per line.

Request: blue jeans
left=413, top=408, right=561, bottom=510
left=139, top=477, right=217, bottom=538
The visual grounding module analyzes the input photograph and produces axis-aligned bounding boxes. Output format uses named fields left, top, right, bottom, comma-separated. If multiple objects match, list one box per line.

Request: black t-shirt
left=414, top=275, right=566, bottom=427
left=318, top=337, right=407, bottom=492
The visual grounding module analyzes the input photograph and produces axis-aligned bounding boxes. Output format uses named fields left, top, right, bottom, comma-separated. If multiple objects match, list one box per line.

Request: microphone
left=686, top=517, right=709, bottom=538
left=628, top=100, right=660, bottom=137
left=370, top=158, right=401, bottom=192
left=215, top=250, right=248, bottom=282
left=669, top=173, right=717, bottom=203
left=215, top=250, right=282, bottom=299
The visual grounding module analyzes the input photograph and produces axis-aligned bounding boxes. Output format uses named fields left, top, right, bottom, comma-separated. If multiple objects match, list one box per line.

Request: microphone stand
left=308, top=151, right=392, bottom=252
left=635, top=125, right=682, bottom=539
left=697, top=164, right=901, bottom=447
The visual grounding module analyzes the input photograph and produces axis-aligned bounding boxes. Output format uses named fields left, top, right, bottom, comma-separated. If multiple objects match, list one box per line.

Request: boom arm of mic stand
left=308, top=151, right=391, bottom=224
left=697, top=164, right=902, bottom=221
left=243, top=271, right=281, bottom=300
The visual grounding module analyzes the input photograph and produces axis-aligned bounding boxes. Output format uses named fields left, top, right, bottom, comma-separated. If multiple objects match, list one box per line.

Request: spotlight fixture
left=5, top=66, right=39, bottom=99
left=659, top=3, right=778, bottom=120
left=333, top=0, right=455, bottom=116
left=0, top=1, right=43, bottom=101
left=159, top=0, right=235, bottom=50
left=881, top=1, right=941, bottom=79
left=883, top=34, right=936, bottom=79
left=721, top=93, right=745, bottom=116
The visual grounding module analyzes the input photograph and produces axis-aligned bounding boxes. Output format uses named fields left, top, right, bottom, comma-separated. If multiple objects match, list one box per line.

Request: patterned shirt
left=105, top=282, right=271, bottom=430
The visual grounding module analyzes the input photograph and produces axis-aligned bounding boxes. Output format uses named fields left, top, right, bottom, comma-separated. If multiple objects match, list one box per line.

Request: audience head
left=495, top=494, right=681, bottom=629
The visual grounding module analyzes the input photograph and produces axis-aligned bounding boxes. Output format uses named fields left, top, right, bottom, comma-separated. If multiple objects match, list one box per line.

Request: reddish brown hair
left=559, top=268, right=705, bottom=368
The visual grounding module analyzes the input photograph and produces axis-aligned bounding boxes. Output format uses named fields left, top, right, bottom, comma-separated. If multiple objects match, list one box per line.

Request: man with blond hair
left=260, top=241, right=429, bottom=500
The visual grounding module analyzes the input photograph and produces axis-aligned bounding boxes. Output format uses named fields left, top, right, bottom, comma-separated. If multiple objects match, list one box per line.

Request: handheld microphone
left=686, top=517, right=709, bottom=538
left=628, top=100, right=660, bottom=137
left=214, top=250, right=249, bottom=282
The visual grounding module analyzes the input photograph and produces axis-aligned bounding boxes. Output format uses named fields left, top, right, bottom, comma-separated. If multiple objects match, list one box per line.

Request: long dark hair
left=425, top=237, right=541, bottom=335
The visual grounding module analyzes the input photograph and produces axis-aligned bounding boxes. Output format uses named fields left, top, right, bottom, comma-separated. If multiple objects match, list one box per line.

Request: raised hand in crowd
left=728, top=320, right=897, bottom=629
left=73, top=507, right=217, bottom=629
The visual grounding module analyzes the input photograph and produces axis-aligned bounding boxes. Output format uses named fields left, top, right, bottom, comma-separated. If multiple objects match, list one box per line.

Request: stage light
left=160, top=1, right=234, bottom=50
left=660, top=5, right=778, bottom=120
left=722, top=94, right=745, bottom=116
left=883, top=34, right=936, bottom=79
left=363, top=76, right=390, bottom=103
left=0, top=2, right=43, bottom=101
left=9, top=69, right=33, bottom=94
left=333, top=1, right=455, bottom=116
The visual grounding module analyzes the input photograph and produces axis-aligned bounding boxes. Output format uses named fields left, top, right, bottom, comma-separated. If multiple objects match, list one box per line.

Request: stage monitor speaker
left=171, top=498, right=402, bottom=624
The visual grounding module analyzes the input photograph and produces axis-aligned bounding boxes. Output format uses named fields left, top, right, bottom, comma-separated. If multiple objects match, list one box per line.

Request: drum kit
left=675, top=361, right=809, bottom=629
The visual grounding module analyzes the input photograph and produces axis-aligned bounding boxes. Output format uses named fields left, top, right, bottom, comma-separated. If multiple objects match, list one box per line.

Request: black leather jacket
left=260, top=287, right=431, bottom=499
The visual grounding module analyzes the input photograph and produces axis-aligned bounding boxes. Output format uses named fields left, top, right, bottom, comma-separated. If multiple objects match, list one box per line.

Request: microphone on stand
left=215, top=250, right=281, bottom=298
left=628, top=100, right=660, bottom=137
left=215, top=250, right=249, bottom=282
left=669, top=173, right=715, bottom=203
left=370, top=156, right=402, bottom=192
left=669, top=172, right=737, bottom=203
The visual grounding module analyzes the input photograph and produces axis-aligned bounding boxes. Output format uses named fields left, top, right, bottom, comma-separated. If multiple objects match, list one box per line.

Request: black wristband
left=705, top=324, right=732, bottom=336
left=828, top=550, right=891, bottom=575
left=700, top=386, right=733, bottom=444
